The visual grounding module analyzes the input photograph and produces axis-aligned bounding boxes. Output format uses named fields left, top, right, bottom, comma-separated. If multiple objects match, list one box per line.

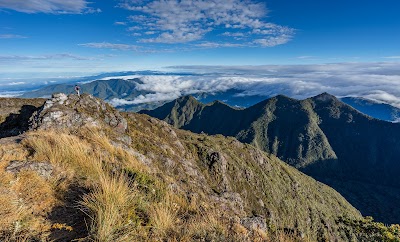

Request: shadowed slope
left=142, top=93, right=400, bottom=224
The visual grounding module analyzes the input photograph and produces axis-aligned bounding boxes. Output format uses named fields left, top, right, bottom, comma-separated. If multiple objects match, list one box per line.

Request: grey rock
left=206, top=151, right=230, bottom=192
left=6, top=160, right=54, bottom=179
left=29, top=93, right=127, bottom=133
left=241, top=216, right=267, bottom=231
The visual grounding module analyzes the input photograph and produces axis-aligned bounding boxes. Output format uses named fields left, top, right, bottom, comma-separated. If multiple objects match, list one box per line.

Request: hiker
left=74, top=85, right=80, bottom=97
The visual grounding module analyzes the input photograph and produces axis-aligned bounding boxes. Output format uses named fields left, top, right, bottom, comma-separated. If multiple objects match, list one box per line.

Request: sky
left=1, top=0, right=400, bottom=105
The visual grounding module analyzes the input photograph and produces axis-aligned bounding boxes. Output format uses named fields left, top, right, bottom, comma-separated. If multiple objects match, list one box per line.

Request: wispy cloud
left=0, top=91, right=25, bottom=97
left=119, top=0, right=295, bottom=47
left=79, top=42, right=141, bottom=51
left=194, top=42, right=245, bottom=48
left=0, top=34, right=27, bottom=39
left=0, top=53, right=95, bottom=61
left=383, top=56, right=400, bottom=59
left=0, top=0, right=100, bottom=14
left=114, top=21, right=127, bottom=26
left=296, top=56, right=316, bottom=59
left=78, top=42, right=192, bottom=53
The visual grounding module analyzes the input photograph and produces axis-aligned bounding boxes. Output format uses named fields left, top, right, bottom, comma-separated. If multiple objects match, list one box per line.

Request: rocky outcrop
left=0, top=98, right=45, bottom=138
left=29, top=93, right=127, bottom=133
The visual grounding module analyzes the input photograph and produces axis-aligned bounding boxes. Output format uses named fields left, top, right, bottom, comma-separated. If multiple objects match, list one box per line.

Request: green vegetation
left=142, top=93, right=400, bottom=224
left=338, top=216, right=400, bottom=242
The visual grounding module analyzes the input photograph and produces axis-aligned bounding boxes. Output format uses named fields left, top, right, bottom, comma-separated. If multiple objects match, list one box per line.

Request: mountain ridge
left=5, top=93, right=397, bottom=240
left=20, top=78, right=400, bottom=122
left=141, top=93, right=400, bottom=224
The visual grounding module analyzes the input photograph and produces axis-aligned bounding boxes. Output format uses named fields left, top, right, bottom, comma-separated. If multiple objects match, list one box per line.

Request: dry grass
left=81, top=173, right=139, bottom=241
left=20, top=128, right=154, bottom=241
left=0, top=144, right=54, bottom=240
left=23, top=130, right=100, bottom=181
left=1, top=127, right=305, bottom=241
left=149, top=193, right=179, bottom=238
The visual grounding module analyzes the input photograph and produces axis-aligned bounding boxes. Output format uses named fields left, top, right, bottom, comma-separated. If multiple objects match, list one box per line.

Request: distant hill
left=21, top=78, right=147, bottom=100
left=141, top=93, right=400, bottom=224
left=341, top=97, right=400, bottom=122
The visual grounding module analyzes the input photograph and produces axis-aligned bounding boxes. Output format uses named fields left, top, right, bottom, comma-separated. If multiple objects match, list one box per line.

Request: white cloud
left=0, top=0, right=101, bottom=14
left=7, top=81, right=26, bottom=85
left=0, top=91, right=24, bottom=97
left=114, top=21, right=127, bottom=25
left=0, top=34, right=27, bottom=39
left=194, top=42, right=245, bottom=48
left=0, top=0, right=98, bottom=14
left=221, top=32, right=246, bottom=37
left=119, top=0, right=295, bottom=47
left=363, top=91, right=400, bottom=108
left=107, top=62, right=400, bottom=108
left=110, top=92, right=182, bottom=106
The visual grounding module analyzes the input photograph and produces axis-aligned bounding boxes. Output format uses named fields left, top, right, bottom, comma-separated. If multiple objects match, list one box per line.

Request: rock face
left=29, top=93, right=127, bottom=133
left=0, top=98, right=45, bottom=138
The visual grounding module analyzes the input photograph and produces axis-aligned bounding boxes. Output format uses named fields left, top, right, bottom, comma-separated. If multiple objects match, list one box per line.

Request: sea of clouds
left=107, top=62, right=400, bottom=108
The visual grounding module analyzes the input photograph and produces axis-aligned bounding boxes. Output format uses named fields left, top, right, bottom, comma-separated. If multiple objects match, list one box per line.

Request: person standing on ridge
left=74, top=85, right=81, bottom=97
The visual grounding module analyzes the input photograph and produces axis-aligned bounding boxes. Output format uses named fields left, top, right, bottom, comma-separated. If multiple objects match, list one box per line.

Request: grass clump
left=81, top=173, right=142, bottom=241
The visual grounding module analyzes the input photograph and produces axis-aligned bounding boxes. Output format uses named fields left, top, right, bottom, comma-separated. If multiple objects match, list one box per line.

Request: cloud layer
left=0, top=0, right=99, bottom=14
left=108, top=62, right=400, bottom=108
left=119, top=0, right=295, bottom=47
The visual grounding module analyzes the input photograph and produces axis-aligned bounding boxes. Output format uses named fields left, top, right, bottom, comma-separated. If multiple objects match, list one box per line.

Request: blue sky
left=1, top=0, right=400, bottom=77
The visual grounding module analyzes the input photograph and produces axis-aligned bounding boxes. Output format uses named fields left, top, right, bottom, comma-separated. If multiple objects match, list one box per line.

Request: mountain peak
left=176, top=95, right=199, bottom=104
left=274, top=94, right=297, bottom=102
left=311, top=92, right=338, bottom=102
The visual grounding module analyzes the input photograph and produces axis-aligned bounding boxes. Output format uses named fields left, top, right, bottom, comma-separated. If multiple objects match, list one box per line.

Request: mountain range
left=3, top=94, right=397, bottom=241
left=141, top=93, right=400, bottom=224
left=21, top=77, right=400, bottom=123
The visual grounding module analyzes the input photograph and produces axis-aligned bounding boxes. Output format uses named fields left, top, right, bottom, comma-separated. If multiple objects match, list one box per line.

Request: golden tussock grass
left=149, top=193, right=179, bottom=237
left=20, top=128, right=152, bottom=240
left=1, top=127, right=302, bottom=241
left=81, top=173, right=139, bottom=242
left=22, top=130, right=100, bottom=181
left=0, top=145, right=54, bottom=239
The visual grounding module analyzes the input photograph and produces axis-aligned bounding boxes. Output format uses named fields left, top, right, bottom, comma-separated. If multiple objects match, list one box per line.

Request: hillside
left=141, top=93, right=400, bottom=224
left=2, top=94, right=398, bottom=241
